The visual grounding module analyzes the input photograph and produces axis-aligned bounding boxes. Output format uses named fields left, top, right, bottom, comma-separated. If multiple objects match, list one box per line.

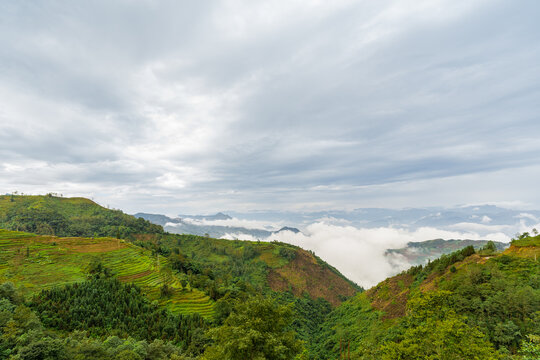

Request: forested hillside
left=311, top=235, right=540, bottom=359
left=0, top=195, right=361, bottom=359
left=0, top=195, right=538, bottom=359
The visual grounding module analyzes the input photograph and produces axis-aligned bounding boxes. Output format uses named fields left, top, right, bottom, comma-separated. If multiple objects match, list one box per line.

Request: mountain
left=177, top=212, right=233, bottom=221
left=135, top=212, right=301, bottom=239
left=385, top=238, right=509, bottom=266
left=132, top=212, right=183, bottom=226
left=0, top=195, right=360, bottom=308
left=1, top=195, right=539, bottom=358
left=225, top=205, right=540, bottom=238
left=309, top=235, right=540, bottom=359
left=276, top=226, right=301, bottom=234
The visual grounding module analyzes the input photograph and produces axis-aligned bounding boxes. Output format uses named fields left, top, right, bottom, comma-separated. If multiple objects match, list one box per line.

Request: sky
left=1, top=0, right=540, bottom=215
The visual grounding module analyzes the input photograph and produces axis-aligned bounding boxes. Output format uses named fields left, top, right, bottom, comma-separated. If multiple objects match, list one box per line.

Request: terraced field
left=0, top=229, right=214, bottom=318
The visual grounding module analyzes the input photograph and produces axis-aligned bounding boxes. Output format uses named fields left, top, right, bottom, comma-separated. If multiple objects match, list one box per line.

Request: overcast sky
left=1, top=0, right=540, bottom=215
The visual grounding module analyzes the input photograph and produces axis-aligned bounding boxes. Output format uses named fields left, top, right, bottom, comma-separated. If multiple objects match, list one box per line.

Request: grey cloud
left=1, top=0, right=540, bottom=213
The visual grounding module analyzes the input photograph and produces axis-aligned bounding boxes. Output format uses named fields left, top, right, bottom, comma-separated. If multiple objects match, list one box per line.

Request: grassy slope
left=0, top=229, right=214, bottom=318
left=313, top=236, right=540, bottom=358
left=0, top=195, right=99, bottom=216
left=159, top=234, right=361, bottom=306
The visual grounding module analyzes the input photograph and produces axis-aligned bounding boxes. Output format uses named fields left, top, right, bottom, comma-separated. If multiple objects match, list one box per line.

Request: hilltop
left=0, top=194, right=162, bottom=238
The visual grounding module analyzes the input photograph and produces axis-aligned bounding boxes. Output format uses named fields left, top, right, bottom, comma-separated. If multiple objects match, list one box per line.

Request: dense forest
left=0, top=195, right=539, bottom=359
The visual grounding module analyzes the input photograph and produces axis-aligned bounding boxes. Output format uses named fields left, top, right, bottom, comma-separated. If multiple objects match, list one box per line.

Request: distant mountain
left=276, top=226, right=301, bottom=234
left=226, top=205, right=540, bottom=238
left=135, top=212, right=301, bottom=239
left=385, top=238, right=509, bottom=266
left=133, top=212, right=182, bottom=226
left=177, top=212, right=232, bottom=221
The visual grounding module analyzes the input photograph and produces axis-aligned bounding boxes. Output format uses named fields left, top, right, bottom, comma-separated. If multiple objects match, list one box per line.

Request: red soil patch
left=366, top=273, right=413, bottom=320
left=34, top=236, right=128, bottom=253
left=267, top=249, right=357, bottom=306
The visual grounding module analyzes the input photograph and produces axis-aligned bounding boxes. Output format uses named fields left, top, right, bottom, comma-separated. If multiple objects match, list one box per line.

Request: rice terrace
left=0, top=229, right=215, bottom=318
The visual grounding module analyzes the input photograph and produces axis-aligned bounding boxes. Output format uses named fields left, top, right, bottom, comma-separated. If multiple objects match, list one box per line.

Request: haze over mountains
left=136, top=204, right=538, bottom=287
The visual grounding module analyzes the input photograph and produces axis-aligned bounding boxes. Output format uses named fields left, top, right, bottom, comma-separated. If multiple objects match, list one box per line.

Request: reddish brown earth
left=366, top=273, right=413, bottom=320
left=267, top=249, right=358, bottom=306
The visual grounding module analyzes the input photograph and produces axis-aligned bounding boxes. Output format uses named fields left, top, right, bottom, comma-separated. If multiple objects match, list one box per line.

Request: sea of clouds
left=216, top=218, right=537, bottom=288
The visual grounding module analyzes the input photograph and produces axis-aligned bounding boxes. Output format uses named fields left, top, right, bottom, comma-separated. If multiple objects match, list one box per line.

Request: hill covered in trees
left=310, top=236, right=540, bottom=359
left=0, top=195, right=538, bottom=359
left=0, top=194, right=163, bottom=239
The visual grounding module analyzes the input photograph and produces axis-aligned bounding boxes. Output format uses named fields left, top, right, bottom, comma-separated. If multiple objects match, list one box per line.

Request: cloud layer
left=1, top=1, right=540, bottom=214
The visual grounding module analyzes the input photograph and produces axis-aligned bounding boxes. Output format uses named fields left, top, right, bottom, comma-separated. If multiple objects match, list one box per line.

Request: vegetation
left=0, top=282, right=186, bottom=359
left=202, top=297, right=302, bottom=360
left=0, top=230, right=214, bottom=318
left=311, top=232, right=540, bottom=359
left=0, top=194, right=162, bottom=239
left=31, top=276, right=207, bottom=351
left=1, top=195, right=539, bottom=359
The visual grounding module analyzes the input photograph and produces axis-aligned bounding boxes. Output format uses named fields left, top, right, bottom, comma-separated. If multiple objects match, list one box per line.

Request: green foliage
left=272, top=292, right=332, bottom=348
left=406, top=245, right=475, bottom=282
left=477, top=240, right=499, bottom=255
left=520, top=335, right=540, bottom=360
left=380, top=291, right=500, bottom=360
left=0, top=282, right=195, bottom=359
left=30, top=278, right=207, bottom=349
left=0, top=233, right=215, bottom=318
left=311, top=241, right=540, bottom=359
left=309, top=293, right=387, bottom=359
left=278, top=247, right=296, bottom=261
left=511, top=233, right=540, bottom=247
left=0, top=195, right=163, bottom=239
left=202, top=297, right=302, bottom=360
left=439, top=255, right=540, bottom=351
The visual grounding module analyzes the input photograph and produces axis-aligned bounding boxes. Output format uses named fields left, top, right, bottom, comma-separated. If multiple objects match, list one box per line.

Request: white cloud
left=1, top=0, right=540, bottom=216
left=481, top=215, right=492, bottom=223
left=516, top=213, right=539, bottom=222
left=261, top=222, right=511, bottom=288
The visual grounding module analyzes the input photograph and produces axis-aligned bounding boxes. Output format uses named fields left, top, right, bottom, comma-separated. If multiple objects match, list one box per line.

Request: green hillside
left=0, top=229, right=214, bottom=318
left=147, top=234, right=361, bottom=307
left=4, top=194, right=537, bottom=359
left=310, top=235, right=540, bottom=359
left=0, top=194, right=360, bottom=308
left=0, top=194, right=162, bottom=238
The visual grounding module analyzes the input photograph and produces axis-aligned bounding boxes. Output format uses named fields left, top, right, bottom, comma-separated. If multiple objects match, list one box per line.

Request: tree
left=15, top=337, right=69, bottom=360
left=380, top=291, right=501, bottom=360
left=520, top=335, right=540, bottom=360
left=202, top=297, right=302, bottom=360
left=180, top=278, right=188, bottom=290
left=380, top=315, right=501, bottom=360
